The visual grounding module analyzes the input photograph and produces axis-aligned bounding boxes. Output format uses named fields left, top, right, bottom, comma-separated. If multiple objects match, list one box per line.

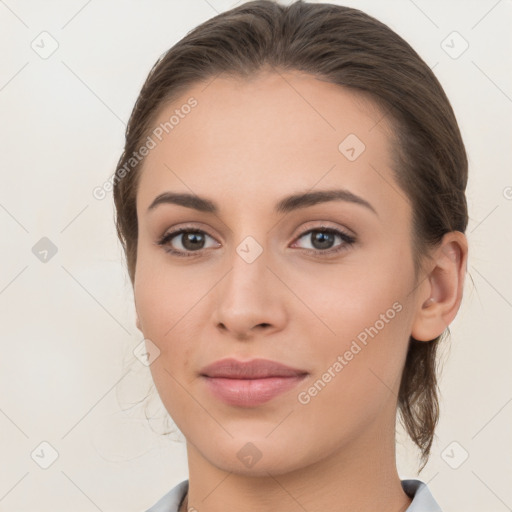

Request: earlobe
left=134, top=296, right=142, bottom=332
left=411, top=231, right=468, bottom=342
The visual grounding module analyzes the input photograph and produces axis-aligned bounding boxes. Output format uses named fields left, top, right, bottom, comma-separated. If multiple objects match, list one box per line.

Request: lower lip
left=202, top=375, right=307, bottom=407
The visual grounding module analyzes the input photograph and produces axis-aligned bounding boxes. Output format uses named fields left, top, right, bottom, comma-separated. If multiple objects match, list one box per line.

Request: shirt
left=145, top=478, right=442, bottom=512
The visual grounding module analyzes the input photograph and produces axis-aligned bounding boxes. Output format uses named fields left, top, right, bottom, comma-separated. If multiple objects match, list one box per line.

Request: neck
left=181, top=415, right=412, bottom=512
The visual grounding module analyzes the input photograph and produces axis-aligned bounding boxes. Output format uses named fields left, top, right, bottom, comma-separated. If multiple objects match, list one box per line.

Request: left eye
left=292, top=228, right=355, bottom=253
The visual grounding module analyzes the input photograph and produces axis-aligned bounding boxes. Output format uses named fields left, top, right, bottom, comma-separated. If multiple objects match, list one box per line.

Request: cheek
left=135, top=262, right=200, bottom=427
left=291, top=248, right=414, bottom=406
left=134, top=249, right=206, bottom=379
left=148, top=343, right=194, bottom=415
left=134, top=273, right=192, bottom=418
left=134, top=246, right=206, bottom=340
left=290, top=254, right=412, bottom=347
left=294, top=300, right=411, bottom=443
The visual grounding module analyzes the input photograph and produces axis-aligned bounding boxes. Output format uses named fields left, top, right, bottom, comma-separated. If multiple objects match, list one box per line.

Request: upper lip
left=200, top=358, right=308, bottom=379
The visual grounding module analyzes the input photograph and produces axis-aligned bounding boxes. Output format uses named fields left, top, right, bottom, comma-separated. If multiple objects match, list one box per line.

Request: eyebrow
left=147, top=189, right=377, bottom=216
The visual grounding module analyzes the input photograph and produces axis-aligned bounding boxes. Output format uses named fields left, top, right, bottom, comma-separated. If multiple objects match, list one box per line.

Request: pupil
left=313, top=231, right=334, bottom=250
left=183, top=232, right=204, bottom=250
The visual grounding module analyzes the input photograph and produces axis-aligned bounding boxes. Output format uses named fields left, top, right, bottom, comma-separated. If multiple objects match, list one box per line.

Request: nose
left=211, top=242, right=288, bottom=340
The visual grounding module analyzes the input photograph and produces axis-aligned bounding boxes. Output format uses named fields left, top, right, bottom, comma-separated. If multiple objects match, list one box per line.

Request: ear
left=411, top=231, right=468, bottom=342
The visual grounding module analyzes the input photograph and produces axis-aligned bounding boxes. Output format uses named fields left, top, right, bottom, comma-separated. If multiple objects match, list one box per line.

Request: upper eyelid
left=293, top=220, right=354, bottom=237
left=162, top=221, right=348, bottom=235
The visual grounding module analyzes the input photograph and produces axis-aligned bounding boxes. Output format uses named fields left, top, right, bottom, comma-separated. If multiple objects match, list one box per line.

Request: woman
left=113, top=1, right=468, bottom=510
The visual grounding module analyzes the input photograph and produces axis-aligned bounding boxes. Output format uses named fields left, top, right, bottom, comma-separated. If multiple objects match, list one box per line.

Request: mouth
left=199, top=358, right=308, bottom=407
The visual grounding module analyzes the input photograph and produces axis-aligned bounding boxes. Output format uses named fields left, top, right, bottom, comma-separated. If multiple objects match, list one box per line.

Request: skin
left=133, top=70, right=468, bottom=512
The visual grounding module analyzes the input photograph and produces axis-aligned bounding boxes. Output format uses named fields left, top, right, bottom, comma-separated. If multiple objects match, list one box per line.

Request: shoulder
left=402, top=479, right=443, bottom=512
left=144, top=479, right=189, bottom=512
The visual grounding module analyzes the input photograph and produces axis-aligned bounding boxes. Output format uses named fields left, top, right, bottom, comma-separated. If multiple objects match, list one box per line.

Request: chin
left=197, top=435, right=312, bottom=477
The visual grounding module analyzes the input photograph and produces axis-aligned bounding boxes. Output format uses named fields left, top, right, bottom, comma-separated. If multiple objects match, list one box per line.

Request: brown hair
left=113, top=0, right=468, bottom=471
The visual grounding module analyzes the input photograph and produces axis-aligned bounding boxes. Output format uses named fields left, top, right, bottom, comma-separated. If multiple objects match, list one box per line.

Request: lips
left=199, top=358, right=308, bottom=407
left=199, top=358, right=308, bottom=379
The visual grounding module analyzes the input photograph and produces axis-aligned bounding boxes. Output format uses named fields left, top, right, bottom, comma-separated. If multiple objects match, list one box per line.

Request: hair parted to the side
left=113, top=0, right=468, bottom=472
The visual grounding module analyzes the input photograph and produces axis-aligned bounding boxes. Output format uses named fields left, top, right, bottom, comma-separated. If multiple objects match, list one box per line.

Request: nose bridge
left=223, top=214, right=271, bottom=283
left=211, top=230, right=286, bottom=336
left=223, top=233, right=270, bottom=305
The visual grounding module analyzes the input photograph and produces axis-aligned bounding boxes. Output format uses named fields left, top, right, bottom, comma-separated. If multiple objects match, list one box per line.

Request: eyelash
left=155, top=225, right=356, bottom=259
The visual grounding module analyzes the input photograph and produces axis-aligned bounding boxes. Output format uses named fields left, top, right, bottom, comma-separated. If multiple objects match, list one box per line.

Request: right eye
left=156, top=228, right=220, bottom=257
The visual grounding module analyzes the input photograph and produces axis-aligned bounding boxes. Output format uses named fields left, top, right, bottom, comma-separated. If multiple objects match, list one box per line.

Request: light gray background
left=0, top=0, right=511, bottom=510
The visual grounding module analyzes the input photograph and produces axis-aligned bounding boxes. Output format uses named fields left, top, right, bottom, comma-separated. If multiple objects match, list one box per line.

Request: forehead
left=136, top=71, right=406, bottom=219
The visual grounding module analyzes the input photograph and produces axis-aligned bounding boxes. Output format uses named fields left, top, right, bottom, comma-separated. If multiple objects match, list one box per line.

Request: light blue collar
left=146, top=478, right=442, bottom=512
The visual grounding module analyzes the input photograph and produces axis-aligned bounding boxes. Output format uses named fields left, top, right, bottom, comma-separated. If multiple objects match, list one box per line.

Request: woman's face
left=134, top=71, right=423, bottom=475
